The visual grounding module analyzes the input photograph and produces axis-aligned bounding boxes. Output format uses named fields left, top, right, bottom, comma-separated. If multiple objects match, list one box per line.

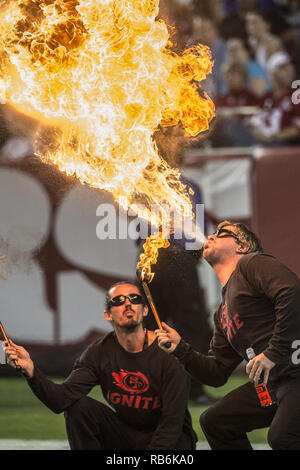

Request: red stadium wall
left=251, top=146, right=300, bottom=278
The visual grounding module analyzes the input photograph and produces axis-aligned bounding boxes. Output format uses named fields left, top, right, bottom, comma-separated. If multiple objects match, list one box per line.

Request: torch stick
left=137, top=268, right=171, bottom=348
left=0, top=321, right=22, bottom=372
left=141, top=281, right=163, bottom=330
left=141, top=281, right=171, bottom=349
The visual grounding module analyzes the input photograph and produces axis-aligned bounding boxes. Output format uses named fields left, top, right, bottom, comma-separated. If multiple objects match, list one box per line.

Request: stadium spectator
left=245, top=10, right=282, bottom=71
left=216, top=0, right=257, bottom=42
left=187, top=15, right=227, bottom=97
left=218, top=62, right=260, bottom=107
left=4, top=281, right=197, bottom=450
left=217, top=1, right=289, bottom=39
left=221, top=37, right=268, bottom=96
left=247, top=51, right=300, bottom=145
left=211, top=62, right=260, bottom=147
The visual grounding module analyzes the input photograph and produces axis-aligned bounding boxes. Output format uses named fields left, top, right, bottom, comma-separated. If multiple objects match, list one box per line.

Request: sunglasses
left=108, top=293, right=144, bottom=308
left=213, top=228, right=240, bottom=241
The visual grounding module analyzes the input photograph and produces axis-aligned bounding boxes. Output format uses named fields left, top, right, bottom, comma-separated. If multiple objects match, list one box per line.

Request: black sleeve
left=173, top=314, right=242, bottom=387
left=26, top=344, right=100, bottom=414
left=242, top=254, right=300, bottom=364
left=147, top=354, right=193, bottom=450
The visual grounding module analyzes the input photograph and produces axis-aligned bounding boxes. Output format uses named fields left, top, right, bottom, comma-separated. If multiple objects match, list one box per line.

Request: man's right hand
left=3, top=340, right=34, bottom=378
left=155, top=322, right=181, bottom=353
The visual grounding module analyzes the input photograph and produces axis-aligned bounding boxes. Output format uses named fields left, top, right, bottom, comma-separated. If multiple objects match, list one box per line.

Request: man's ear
left=142, top=305, right=149, bottom=318
left=236, top=244, right=248, bottom=254
left=104, top=310, right=112, bottom=322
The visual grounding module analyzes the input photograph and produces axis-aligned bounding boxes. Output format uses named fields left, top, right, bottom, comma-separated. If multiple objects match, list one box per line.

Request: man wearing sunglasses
left=4, top=281, right=197, bottom=450
left=156, top=220, right=300, bottom=450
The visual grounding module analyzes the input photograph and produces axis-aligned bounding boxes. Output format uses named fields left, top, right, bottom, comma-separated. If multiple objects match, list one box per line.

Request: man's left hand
left=246, top=353, right=275, bottom=386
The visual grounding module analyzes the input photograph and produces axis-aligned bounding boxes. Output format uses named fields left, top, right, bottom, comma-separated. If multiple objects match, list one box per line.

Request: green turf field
left=0, top=374, right=269, bottom=446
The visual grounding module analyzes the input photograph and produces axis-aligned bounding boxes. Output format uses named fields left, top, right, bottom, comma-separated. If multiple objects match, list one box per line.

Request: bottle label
left=245, top=347, right=276, bottom=407
left=255, top=383, right=275, bottom=407
left=246, top=347, right=255, bottom=360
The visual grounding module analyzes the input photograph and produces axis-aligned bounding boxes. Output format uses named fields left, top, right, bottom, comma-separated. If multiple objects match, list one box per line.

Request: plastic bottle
left=246, top=348, right=276, bottom=407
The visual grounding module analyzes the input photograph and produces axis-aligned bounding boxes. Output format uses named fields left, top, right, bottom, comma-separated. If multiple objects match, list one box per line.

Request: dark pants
left=200, top=377, right=300, bottom=450
left=64, top=396, right=194, bottom=450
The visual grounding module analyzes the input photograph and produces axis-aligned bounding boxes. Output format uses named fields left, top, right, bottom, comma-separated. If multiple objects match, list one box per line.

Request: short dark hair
left=105, top=280, right=146, bottom=311
left=217, top=220, right=263, bottom=254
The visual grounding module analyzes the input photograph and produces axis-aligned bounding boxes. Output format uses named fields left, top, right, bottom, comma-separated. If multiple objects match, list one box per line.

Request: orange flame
left=137, top=232, right=170, bottom=283
left=0, top=0, right=214, bottom=228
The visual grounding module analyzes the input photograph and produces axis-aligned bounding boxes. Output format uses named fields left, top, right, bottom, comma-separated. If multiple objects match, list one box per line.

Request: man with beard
left=4, top=281, right=197, bottom=450
left=156, top=221, right=300, bottom=450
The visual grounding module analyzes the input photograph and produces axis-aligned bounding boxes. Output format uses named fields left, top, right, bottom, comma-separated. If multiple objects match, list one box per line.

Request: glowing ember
left=137, top=233, right=169, bottom=283
left=0, top=0, right=214, bottom=227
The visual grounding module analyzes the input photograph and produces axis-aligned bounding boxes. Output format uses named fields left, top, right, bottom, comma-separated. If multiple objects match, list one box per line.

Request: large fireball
left=0, top=0, right=215, bottom=227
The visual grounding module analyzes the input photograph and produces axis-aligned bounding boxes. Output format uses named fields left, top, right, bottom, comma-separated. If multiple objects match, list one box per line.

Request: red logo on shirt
left=220, top=301, right=244, bottom=341
left=112, top=369, right=149, bottom=394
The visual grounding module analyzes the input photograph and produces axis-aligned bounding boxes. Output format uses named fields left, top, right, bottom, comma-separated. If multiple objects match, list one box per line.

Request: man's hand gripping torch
left=0, top=321, right=22, bottom=372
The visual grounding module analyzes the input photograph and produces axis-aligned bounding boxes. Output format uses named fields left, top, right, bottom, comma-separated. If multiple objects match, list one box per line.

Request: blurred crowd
left=0, top=0, right=300, bottom=154
left=160, top=0, right=300, bottom=147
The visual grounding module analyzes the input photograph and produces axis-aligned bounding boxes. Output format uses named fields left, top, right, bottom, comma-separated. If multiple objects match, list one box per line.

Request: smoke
left=0, top=236, right=36, bottom=279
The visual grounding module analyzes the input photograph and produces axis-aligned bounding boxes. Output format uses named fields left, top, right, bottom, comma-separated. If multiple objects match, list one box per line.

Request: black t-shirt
left=174, top=253, right=300, bottom=386
left=218, top=253, right=300, bottom=382
left=27, top=332, right=196, bottom=450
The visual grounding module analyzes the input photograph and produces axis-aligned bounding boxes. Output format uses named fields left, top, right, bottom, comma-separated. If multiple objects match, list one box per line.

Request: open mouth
left=203, top=240, right=213, bottom=250
left=124, top=309, right=134, bottom=318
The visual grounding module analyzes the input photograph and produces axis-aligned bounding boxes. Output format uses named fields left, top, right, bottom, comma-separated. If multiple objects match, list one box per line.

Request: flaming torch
left=136, top=233, right=171, bottom=346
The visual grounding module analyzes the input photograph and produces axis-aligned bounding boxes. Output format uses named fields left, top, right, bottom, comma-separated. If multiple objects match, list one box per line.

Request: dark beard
left=203, top=250, right=220, bottom=267
left=121, top=320, right=140, bottom=331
